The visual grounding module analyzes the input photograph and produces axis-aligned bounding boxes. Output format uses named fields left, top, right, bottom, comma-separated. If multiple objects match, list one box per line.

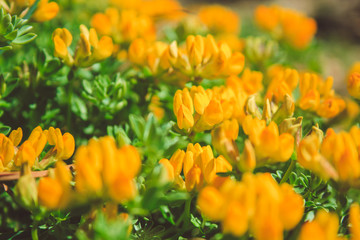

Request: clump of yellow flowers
left=52, top=25, right=114, bottom=67
left=197, top=172, right=304, bottom=239
left=159, top=143, right=232, bottom=192
left=297, top=126, right=360, bottom=184
left=38, top=136, right=141, bottom=209
left=0, top=126, right=75, bottom=172
left=128, top=34, right=245, bottom=84
left=255, top=5, right=317, bottom=49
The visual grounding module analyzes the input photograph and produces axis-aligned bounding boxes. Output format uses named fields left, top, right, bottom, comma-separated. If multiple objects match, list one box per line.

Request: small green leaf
left=82, top=80, right=93, bottom=94
left=44, top=59, right=61, bottom=74
left=17, top=25, right=33, bottom=36
left=129, top=114, right=145, bottom=140
left=0, top=125, right=11, bottom=135
left=12, top=32, right=37, bottom=44
left=4, top=29, right=17, bottom=41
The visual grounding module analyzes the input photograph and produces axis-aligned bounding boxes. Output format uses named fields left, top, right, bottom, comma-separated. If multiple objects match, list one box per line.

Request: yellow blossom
left=8, top=127, right=23, bottom=147
left=38, top=161, right=71, bottom=209
left=198, top=5, right=239, bottom=35
left=52, top=25, right=113, bottom=67
left=348, top=72, right=360, bottom=99
left=32, top=0, right=59, bottom=22
left=0, top=134, right=15, bottom=168
left=91, top=8, right=156, bottom=43
left=298, top=210, right=343, bottom=240
left=47, top=127, right=75, bottom=160
left=74, top=136, right=140, bottom=202
left=349, top=203, right=360, bottom=240
left=128, top=34, right=245, bottom=84
left=197, top=172, right=304, bottom=238
left=242, top=115, right=294, bottom=164
left=255, top=5, right=317, bottom=49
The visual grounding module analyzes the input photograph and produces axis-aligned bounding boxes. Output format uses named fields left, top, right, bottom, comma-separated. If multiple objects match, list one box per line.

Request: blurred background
left=180, top=0, right=360, bottom=94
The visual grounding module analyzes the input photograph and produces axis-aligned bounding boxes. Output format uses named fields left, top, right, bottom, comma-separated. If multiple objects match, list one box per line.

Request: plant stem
left=182, top=197, right=192, bottom=230
left=280, top=159, right=296, bottom=184
left=66, top=67, right=76, bottom=131
left=31, top=221, right=38, bottom=240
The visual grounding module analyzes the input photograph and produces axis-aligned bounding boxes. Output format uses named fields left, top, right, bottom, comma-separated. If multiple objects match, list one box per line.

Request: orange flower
left=32, top=0, right=59, bottom=22
left=255, top=5, right=316, bottom=49
left=198, top=5, right=239, bottom=34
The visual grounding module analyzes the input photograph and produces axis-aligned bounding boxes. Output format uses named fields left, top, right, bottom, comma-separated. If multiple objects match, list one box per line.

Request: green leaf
left=82, top=80, right=93, bottom=94
left=129, top=114, right=145, bottom=140
left=4, top=29, right=17, bottom=41
left=0, top=45, right=12, bottom=50
left=72, top=96, right=88, bottom=120
left=0, top=125, right=11, bottom=135
left=12, top=33, right=36, bottom=44
left=17, top=25, right=33, bottom=36
left=44, top=59, right=61, bottom=74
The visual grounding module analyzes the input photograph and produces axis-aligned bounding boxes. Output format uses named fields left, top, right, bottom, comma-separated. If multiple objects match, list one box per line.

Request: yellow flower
left=255, top=5, right=317, bottom=49
left=14, top=141, right=36, bottom=167
left=128, top=34, right=244, bottom=84
left=27, top=126, right=48, bottom=157
left=211, top=119, right=239, bottom=163
left=52, top=28, right=74, bottom=66
left=198, top=5, right=239, bottom=34
left=160, top=143, right=232, bottom=192
left=266, top=67, right=299, bottom=103
left=242, top=115, right=294, bottom=164
left=159, top=158, right=175, bottom=181
left=74, top=136, right=140, bottom=202
left=321, top=130, right=360, bottom=182
left=47, top=127, right=75, bottom=160
left=197, top=172, right=303, bottom=238
left=299, top=73, right=345, bottom=118
left=32, top=0, right=59, bottom=22
left=349, top=203, right=360, bottom=240
left=149, top=95, right=165, bottom=120
left=173, top=88, right=194, bottom=130
left=0, top=134, right=15, bottom=169
left=52, top=26, right=113, bottom=67
left=91, top=8, right=156, bottom=43
left=9, top=127, right=23, bottom=147
left=110, top=0, right=185, bottom=21
left=279, top=183, right=304, bottom=230
left=38, top=161, right=71, bottom=209
left=298, top=210, right=342, bottom=240
left=197, top=186, right=226, bottom=221
left=348, top=72, right=360, bottom=99
left=185, top=164, right=203, bottom=192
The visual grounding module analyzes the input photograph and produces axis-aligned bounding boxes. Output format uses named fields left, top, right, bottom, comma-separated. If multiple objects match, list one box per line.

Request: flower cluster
left=38, top=136, right=141, bottom=209
left=299, top=72, right=345, bottom=118
left=9, top=0, right=59, bottom=22
left=109, top=0, right=184, bottom=20
left=347, top=62, right=360, bottom=100
left=0, top=126, right=74, bottom=172
left=297, top=126, right=360, bottom=184
left=52, top=25, right=114, bottom=67
left=173, top=85, right=240, bottom=132
left=197, top=172, right=304, bottom=239
left=242, top=115, right=295, bottom=165
left=91, top=8, right=156, bottom=44
left=255, top=5, right=317, bottom=49
left=159, top=143, right=232, bottom=192
left=128, top=34, right=245, bottom=84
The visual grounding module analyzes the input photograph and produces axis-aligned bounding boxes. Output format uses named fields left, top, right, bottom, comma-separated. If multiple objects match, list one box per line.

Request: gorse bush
left=0, top=0, right=360, bottom=239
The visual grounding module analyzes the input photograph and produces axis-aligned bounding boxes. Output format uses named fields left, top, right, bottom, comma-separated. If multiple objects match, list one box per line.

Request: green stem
left=182, top=197, right=192, bottom=229
left=66, top=67, right=76, bottom=131
left=280, top=159, right=296, bottom=184
left=24, top=0, right=40, bottom=19
left=31, top=221, right=38, bottom=240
